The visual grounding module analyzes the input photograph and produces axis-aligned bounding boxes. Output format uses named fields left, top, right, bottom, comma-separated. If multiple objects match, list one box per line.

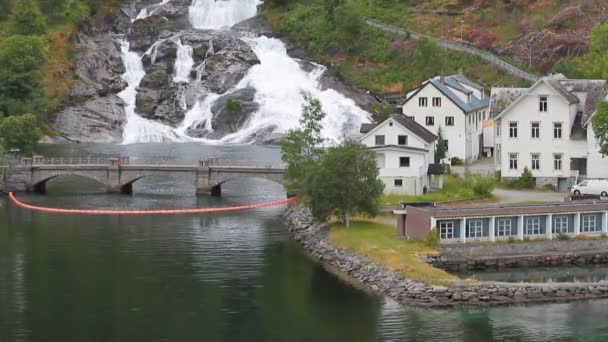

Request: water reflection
left=459, top=265, right=608, bottom=283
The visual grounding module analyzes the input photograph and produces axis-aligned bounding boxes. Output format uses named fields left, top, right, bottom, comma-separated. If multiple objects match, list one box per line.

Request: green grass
left=329, top=219, right=455, bottom=285
left=378, top=175, right=490, bottom=206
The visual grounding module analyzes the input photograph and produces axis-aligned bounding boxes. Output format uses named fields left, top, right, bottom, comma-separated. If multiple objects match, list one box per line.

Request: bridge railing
left=16, top=156, right=110, bottom=166
left=202, top=158, right=287, bottom=169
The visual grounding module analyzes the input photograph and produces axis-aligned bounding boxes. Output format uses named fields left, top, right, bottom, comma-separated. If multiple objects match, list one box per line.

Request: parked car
left=571, top=179, right=608, bottom=196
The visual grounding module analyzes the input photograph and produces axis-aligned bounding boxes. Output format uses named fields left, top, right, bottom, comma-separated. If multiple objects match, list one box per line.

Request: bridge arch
left=207, top=171, right=285, bottom=196
left=118, top=173, right=198, bottom=194
left=31, top=172, right=108, bottom=193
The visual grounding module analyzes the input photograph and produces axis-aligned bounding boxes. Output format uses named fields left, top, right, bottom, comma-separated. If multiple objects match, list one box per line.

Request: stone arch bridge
left=5, top=157, right=286, bottom=196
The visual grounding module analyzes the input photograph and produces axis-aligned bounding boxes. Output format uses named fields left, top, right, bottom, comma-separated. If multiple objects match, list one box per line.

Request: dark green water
left=2, top=143, right=608, bottom=342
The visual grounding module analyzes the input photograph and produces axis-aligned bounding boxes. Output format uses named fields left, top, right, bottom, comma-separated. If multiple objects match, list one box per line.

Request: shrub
left=602, top=233, right=607, bottom=238
left=463, top=171, right=496, bottom=198
left=541, top=183, right=556, bottom=191
left=425, top=227, right=440, bottom=247
left=507, top=236, right=517, bottom=243
left=556, top=233, right=571, bottom=240
left=226, top=99, right=241, bottom=112
left=450, top=157, right=464, bottom=166
left=523, top=236, right=531, bottom=242
left=506, top=167, right=535, bottom=189
left=534, top=236, right=546, bottom=241
left=575, top=234, right=589, bottom=240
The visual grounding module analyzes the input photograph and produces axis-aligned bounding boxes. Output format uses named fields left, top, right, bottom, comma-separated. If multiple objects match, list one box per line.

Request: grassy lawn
left=379, top=174, right=492, bottom=206
left=328, top=219, right=456, bottom=285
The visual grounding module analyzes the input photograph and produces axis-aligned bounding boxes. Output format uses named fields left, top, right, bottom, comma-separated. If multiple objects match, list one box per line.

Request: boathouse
left=395, top=200, right=608, bottom=243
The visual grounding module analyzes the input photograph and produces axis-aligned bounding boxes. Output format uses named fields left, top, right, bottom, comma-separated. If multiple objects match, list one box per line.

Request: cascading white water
left=173, top=38, right=194, bottom=83
left=118, top=40, right=183, bottom=143
left=134, top=0, right=171, bottom=21
left=189, top=0, right=260, bottom=29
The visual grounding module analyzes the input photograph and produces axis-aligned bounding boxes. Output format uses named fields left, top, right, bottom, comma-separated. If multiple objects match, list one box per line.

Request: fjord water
left=2, top=144, right=608, bottom=342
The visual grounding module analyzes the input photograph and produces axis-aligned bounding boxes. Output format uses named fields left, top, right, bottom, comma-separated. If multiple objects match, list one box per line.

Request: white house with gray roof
left=400, top=73, right=490, bottom=164
left=490, top=74, right=608, bottom=191
left=360, top=115, right=443, bottom=195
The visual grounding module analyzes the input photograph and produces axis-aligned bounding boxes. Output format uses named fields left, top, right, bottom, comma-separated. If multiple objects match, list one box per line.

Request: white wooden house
left=360, top=115, right=443, bottom=195
left=400, top=73, right=490, bottom=164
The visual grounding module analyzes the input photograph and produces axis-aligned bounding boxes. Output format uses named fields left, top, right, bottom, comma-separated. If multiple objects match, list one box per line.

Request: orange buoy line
left=8, top=192, right=296, bottom=215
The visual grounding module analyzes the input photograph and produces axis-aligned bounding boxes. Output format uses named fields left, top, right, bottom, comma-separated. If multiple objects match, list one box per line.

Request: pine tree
left=5, top=0, right=47, bottom=36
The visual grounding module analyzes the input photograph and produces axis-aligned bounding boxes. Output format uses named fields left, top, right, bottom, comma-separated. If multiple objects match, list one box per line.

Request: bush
left=226, top=99, right=241, bottom=112
left=541, top=184, right=556, bottom=191
left=507, top=236, right=517, bottom=243
left=556, top=233, right=571, bottom=240
left=463, top=171, right=496, bottom=197
left=506, top=167, right=535, bottom=189
left=0, top=113, right=42, bottom=153
left=575, top=234, right=589, bottom=240
left=450, top=157, right=464, bottom=166
left=425, top=227, right=440, bottom=247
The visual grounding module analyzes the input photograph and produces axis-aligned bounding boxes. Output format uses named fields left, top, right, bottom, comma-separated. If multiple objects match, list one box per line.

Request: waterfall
left=173, top=38, right=194, bottom=83
left=117, top=40, right=183, bottom=143
left=189, top=0, right=260, bottom=29
left=134, top=0, right=171, bottom=21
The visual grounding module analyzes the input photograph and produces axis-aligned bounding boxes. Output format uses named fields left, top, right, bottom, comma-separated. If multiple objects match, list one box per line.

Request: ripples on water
left=2, top=144, right=608, bottom=341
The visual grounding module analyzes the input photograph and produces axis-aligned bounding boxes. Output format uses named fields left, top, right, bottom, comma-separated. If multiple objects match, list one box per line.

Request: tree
left=592, top=101, right=608, bottom=156
left=281, top=94, right=327, bottom=195
left=324, top=0, right=342, bottom=25
left=0, top=35, right=47, bottom=116
left=413, top=37, right=445, bottom=81
left=0, top=114, right=42, bottom=153
left=303, top=141, right=384, bottom=227
left=578, top=23, right=608, bottom=80
left=334, top=2, right=362, bottom=48
left=551, top=58, right=584, bottom=79
left=39, top=0, right=68, bottom=20
left=434, top=126, right=446, bottom=163
left=5, top=0, right=47, bottom=36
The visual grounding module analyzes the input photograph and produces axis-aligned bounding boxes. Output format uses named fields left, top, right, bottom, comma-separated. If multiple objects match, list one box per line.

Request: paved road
left=493, top=188, right=567, bottom=204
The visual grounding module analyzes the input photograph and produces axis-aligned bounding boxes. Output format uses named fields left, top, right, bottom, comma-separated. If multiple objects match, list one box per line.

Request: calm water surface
left=2, top=143, right=608, bottom=342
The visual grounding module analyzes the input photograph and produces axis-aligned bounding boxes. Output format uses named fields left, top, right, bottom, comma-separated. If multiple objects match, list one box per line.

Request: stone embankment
left=283, top=205, right=608, bottom=308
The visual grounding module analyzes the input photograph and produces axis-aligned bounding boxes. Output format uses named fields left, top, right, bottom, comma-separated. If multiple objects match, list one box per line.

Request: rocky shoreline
left=283, top=205, right=608, bottom=308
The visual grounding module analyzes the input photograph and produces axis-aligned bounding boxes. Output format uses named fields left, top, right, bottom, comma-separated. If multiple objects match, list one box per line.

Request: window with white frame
left=539, top=96, right=548, bottom=112
left=425, top=116, right=434, bottom=126
left=553, top=122, right=562, bottom=139
left=582, top=214, right=598, bottom=232
left=496, top=144, right=501, bottom=163
left=398, top=135, right=408, bottom=145
left=399, top=157, right=410, bottom=167
left=554, top=154, right=562, bottom=170
left=445, top=116, right=454, bottom=126
left=419, top=97, right=428, bottom=107
left=439, top=221, right=454, bottom=239
left=531, top=153, right=540, bottom=170
left=375, top=135, right=385, bottom=146
left=432, top=97, right=441, bottom=107
left=509, top=153, right=518, bottom=170
left=468, top=220, right=483, bottom=238
left=496, top=120, right=501, bottom=136
left=394, top=179, right=403, bottom=187
left=526, top=217, right=541, bottom=235
left=531, top=122, right=540, bottom=139
left=497, top=219, right=512, bottom=236
left=509, top=122, right=518, bottom=138
left=553, top=216, right=569, bottom=233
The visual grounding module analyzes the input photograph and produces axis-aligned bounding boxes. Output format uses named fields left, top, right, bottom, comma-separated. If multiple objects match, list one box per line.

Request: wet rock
left=128, top=15, right=171, bottom=52
left=210, top=88, right=258, bottom=133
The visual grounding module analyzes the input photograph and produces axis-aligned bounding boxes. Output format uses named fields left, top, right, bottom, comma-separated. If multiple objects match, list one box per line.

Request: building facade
left=491, top=74, right=608, bottom=190
left=360, top=115, right=442, bottom=195
left=400, top=74, right=490, bottom=164
left=396, top=201, right=608, bottom=244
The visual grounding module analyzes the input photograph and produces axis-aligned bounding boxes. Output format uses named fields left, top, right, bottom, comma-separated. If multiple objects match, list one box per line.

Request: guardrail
left=365, top=18, right=540, bottom=83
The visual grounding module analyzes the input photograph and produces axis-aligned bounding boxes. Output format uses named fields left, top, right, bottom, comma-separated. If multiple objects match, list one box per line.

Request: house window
left=375, top=135, right=385, bottom=146
left=526, top=217, right=541, bottom=235
left=539, top=96, right=548, bottom=112
left=394, top=179, right=403, bottom=187
left=509, top=153, right=518, bottom=170
left=496, top=119, right=501, bottom=136
left=553, top=122, right=562, bottom=139
left=442, top=139, right=449, bottom=151
left=554, top=154, right=562, bottom=170
left=496, top=144, right=501, bottom=163
left=531, top=153, right=540, bottom=170
left=582, top=214, right=598, bottom=232
left=399, top=157, right=410, bottom=167
left=497, top=219, right=512, bottom=236
left=467, top=220, right=483, bottom=238
left=531, top=122, right=540, bottom=139
left=398, top=135, right=408, bottom=145
left=509, top=122, right=518, bottom=138
left=419, top=97, right=428, bottom=107
left=553, top=216, right=569, bottom=233
left=445, top=116, right=454, bottom=126
left=439, top=221, right=454, bottom=240
left=432, top=97, right=442, bottom=107
left=425, top=116, right=434, bottom=126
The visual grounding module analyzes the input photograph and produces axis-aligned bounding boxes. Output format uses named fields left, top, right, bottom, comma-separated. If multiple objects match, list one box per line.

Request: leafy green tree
left=592, top=101, right=608, bottom=156
left=0, top=35, right=47, bottom=116
left=551, top=58, right=584, bottom=79
left=0, top=114, right=42, bottom=153
left=434, top=126, right=446, bottom=163
left=5, top=0, right=47, bottom=36
left=303, top=141, right=384, bottom=227
left=578, top=23, right=608, bottom=80
left=281, top=94, right=327, bottom=195
left=413, top=37, right=445, bottom=81
left=39, top=0, right=68, bottom=20
left=324, top=0, right=342, bottom=25
left=334, top=2, right=363, bottom=48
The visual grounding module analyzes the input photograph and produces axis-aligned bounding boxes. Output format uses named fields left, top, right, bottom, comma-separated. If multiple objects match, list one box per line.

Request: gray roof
left=368, top=145, right=429, bottom=153
left=428, top=75, right=490, bottom=113
left=360, top=114, right=437, bottom=144
left=488, top=87, right=528, bottom=118
left=556, top=79, right=608, bottom=123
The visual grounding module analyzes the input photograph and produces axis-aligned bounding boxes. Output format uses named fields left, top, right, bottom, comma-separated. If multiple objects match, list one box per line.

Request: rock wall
left=283, top=205, right=608, bottom=308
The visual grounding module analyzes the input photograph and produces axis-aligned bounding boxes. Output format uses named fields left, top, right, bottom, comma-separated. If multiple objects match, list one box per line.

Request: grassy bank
left=328, top=219, right=455, bottom=285
left=379, top=174, right=495, bottom=206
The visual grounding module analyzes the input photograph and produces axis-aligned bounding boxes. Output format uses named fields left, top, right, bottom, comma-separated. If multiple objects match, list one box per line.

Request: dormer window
left=539, top=96, right=548, bottom=112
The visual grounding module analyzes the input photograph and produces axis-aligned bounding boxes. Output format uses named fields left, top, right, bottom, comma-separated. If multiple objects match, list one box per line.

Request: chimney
left=440, top=75, right=445, bottom=84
